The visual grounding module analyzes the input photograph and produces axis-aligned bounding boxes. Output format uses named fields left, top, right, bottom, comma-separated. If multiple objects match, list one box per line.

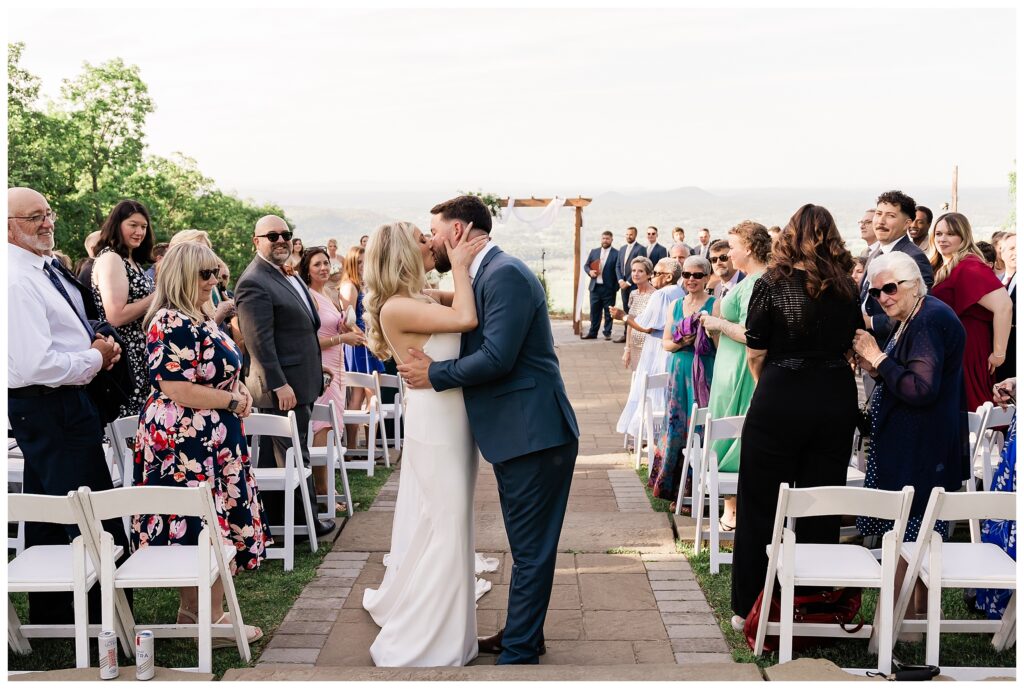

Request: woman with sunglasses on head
left=851, top=250, right=967, bottom=631
left=927, top=213, right=1012, bottom=412
left=134, top=241, right=270, bottom=644
left=647, top=255, right=717, bottom=509
left=730, top=204, right=862, bottom=629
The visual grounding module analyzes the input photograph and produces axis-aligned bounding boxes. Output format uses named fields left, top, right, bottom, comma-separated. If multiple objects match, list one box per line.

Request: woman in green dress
left=699, top=221, right=773, bottom=530
left=648, top=256, right=717, bottom=508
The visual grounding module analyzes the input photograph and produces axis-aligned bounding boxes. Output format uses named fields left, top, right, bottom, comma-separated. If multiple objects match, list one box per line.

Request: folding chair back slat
left=930, top=489, right=1016, bottom=524
left=785, top=485, right=911, bottom=522
left=84, top=484, right=210, bottom=523
left=8, top=491, right=79, bottom=525
left=242, top=412, right=294, bottom=439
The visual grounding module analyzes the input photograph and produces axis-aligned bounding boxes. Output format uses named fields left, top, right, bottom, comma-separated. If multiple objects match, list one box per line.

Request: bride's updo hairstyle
left=363, top=221, right=430, bottom=361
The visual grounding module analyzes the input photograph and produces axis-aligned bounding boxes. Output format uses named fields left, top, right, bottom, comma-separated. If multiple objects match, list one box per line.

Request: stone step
left=223, top=662, right=762, bottom=682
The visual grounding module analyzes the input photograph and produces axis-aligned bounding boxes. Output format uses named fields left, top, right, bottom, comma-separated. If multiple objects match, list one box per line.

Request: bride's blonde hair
left=363, top=221, right=430, bottom=361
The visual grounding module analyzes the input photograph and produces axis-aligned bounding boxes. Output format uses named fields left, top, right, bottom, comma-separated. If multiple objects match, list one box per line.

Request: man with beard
left=709, top=239, right=743, bottom=299
left=235, top=215, right=334, bottom=536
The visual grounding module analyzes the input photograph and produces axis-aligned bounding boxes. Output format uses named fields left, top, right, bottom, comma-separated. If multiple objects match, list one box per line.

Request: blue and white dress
left=345, top=290, right=386, bottom=374
left=975, top=415, right=1016, bottom=619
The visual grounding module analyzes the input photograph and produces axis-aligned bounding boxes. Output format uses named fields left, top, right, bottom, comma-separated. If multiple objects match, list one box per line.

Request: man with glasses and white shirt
left=8, top=186, right=127, bottom=627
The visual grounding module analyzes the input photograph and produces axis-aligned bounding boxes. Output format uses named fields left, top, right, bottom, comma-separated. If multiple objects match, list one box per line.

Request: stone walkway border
left=607, top=468, right=654, bottom=513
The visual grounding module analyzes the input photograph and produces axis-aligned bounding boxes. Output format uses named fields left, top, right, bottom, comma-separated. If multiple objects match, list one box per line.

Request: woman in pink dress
left=299, top=247, right=366, bottom=509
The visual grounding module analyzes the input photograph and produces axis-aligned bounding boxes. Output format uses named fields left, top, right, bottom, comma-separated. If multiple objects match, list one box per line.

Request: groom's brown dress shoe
left=477, top=628, right=546, bottom=656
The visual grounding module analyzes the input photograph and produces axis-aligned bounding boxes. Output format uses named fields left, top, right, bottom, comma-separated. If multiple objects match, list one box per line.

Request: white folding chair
left=635, top=372, right=670, bottom=470
left=846, top=430, right=866, bottom=488
left=753, top=484, right=914, bottom=673
left=76, top=483, right=250, bottom=674
left=891, top=487, right=1017, bottom=667
left=341, top=371, right=389, bottom=476
left=692, top=414, right=743, bottom=574
left=247, top=411, right=318, bottom=571
left=8, top=491, right=109, bottom=668
left=674, top=404, right=707, bottom=516
left=308, top=401, right=354, bottom=518
left=8, top=442, right=26, bottom=556
left=107, top=415, right=140, bottom=489
left=971, top=403, right=1014, bottom=492
left=375, top=372, right=404, bottom=453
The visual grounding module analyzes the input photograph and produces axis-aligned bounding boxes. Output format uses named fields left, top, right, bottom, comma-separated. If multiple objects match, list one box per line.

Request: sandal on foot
left=213, top=612, right=263, bottom=649
left=719, top=519, right=736, bottom=532
left=731, top=615, right=746, bottom=632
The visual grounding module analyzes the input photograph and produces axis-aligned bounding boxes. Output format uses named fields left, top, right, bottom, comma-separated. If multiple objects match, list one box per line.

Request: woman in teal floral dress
left=133, top=243, right=270, bottom=639
left=649, top=256, right=717, bottom=507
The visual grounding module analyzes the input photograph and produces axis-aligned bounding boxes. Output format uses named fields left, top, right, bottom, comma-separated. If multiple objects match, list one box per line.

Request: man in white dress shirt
left=8, top=186, right=124, bottom=625
left=583, top=231, right=619, bottom=340
left=694, top=228, right=713, bottom=259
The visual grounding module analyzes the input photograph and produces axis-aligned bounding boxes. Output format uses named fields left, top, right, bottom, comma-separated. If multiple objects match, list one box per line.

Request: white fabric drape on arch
left=496, top=196, right=564, bottom=230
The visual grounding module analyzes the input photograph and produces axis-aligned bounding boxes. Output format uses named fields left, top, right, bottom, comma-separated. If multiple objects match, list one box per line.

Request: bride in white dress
left=360, top=221, right=489, bottom=667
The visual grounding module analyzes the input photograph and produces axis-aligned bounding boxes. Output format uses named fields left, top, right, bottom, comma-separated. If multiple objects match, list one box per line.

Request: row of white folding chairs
left=751, top=484, right=1015, bottom=676
left=8, top=483, right=250, bottom=674
left=966, top=402, right=1015, bottom=493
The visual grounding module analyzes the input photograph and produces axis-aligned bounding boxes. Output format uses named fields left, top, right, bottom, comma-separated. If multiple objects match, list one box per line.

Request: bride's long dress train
left=362, top=333, right=479, bottom=667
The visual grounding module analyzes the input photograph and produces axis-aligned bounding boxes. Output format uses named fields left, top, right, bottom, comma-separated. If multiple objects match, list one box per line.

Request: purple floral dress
left=131, top=308, right=271, bottom=572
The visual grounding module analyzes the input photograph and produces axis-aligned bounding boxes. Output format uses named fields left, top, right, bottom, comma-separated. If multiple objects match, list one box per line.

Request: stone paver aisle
left=226, top=321, right=749, bottom=681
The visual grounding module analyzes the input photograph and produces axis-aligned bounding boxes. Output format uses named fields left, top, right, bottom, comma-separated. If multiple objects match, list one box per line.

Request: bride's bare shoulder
left=380, top=294, right=431, bottom=321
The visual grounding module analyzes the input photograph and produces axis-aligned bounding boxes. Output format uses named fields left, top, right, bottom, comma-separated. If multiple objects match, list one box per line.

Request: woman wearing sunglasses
left=647, top=255, right=717, bottom=509
left=851, top=250, right=968, bottom=630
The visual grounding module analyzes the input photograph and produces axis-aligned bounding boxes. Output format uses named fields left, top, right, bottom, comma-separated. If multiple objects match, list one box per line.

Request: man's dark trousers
left=588, top=286, right=616, bottom=337
left=257, top=398, right=319, bottom=527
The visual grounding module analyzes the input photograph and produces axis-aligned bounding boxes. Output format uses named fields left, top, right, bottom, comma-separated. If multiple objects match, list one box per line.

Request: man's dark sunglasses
left=680, top=271, right=707, bottom=280
left=256, top=231, right=293, bottom=242
left=868, top=280, right=911, bottom=300
left=710, top=255, right=730, bottom=263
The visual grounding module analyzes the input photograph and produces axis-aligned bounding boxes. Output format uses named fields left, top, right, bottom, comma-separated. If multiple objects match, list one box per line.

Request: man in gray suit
left=235, top=215, right=334, bottom=535
left=398, top=195, right=579, bottom=665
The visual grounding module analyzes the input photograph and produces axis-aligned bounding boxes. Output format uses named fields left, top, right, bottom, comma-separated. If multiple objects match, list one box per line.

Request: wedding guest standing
left=648, top=256, right=716, bottom=509
left=730, top=204, right=861, bottom=626
left=612, top=258, right=683, bottom=440
left=709, top=239, right=743, bottom=300
left=134, top=242, right=269, bottom=641
left=286, top=236, right=304, bottom=270
left=929, top=213, right=1013, bottom=412
left=851, top=252, right=967, bottom=624
left=91, top=199, right=157, bottom=417
left=995, top=233, right=1016, bottom=381
left=614, top=226, right=647, bottom=343
left=621, top=257, right=655, bottom=371
left=583, top=231, right=619, bottom=340
left=327, top=238, right=342, bottom=272
left=645, top=226, right=668, bottom=265
left=299, top=246, right=364, bottom=509
left=699, top=221, right=771, bottom=530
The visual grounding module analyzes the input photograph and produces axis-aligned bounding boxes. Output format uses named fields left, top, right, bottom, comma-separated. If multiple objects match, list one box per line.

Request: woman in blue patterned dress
left=648, top=256, right=716, bottom=508
left=133, top=242, right=270, bottom=641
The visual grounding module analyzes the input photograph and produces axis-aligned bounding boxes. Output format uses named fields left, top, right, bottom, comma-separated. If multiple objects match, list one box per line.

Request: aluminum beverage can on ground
left=99, top=629, right=118, bottom=679
left=135, top=630, right=155, bottom=680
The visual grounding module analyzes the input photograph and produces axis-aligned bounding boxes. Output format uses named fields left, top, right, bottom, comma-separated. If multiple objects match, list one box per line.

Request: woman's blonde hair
left=363, top=222, right=430, bottom=361
left=929, top=212, right=985, bottom=286
left=144, top=242, right=221, bottom=328
left=168, top=228, right=212, bottom=248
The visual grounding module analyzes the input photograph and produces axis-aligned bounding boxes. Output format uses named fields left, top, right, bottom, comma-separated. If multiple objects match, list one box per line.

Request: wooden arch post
left=497, top=197, right=592, bottom=335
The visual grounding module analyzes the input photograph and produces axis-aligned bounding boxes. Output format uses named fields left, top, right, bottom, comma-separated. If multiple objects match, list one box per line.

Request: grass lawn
left=8, top=463, right=394, bottom=679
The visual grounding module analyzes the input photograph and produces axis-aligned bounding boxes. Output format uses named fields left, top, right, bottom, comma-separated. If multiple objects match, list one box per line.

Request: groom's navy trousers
left=428, top=245, right=580, bottom=665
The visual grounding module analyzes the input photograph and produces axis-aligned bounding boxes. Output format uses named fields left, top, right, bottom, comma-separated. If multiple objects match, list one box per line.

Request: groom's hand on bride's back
left=398, top=349, right=434, bottom=389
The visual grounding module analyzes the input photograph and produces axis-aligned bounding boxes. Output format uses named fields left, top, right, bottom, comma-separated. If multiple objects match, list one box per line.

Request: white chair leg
left=378, top=404, right=391, bottom=468
left=326, top=438, right=337, bottom=519
left=197, top=530, right=212, bottom=675
left=298, top=470, right=318, bottom=554
left=284, top=471, right=295, bottom=572
left=693, top=467, right=706, bottom=552
left=992, top=591, right=1017, bottom=651
left=8, top=597, right=31, bottom=655
left=876, top=536, right=895, bottom=673
left=709, top=476, right=721, bottom=574
left=779, top=578, right=795, bottom=664
left=925, top=545, right=942, bottom=666
left=219, top=552, right=251, bottom=662
left=71, top=537, right=90, bottom=668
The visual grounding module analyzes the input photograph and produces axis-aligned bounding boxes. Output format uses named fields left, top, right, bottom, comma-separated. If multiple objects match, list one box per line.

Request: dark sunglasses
left=680, top=271, right=707, bottom=280
left=256, top=230, right=293, bottom=242
left=199, top=268, right=222, bottom=281
left=710, top=255, right=730, bottom=263
left=868, top=280, right=911, bottom=300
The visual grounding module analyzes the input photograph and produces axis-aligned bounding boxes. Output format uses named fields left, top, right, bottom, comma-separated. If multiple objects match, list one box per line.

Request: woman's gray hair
left=656, top=257, right=681, bottom=282
left=630, top=256, right=654, bottom=274
left=683, top=255, right=712, bottom=274
left=866, top=251, right=927, bottom=297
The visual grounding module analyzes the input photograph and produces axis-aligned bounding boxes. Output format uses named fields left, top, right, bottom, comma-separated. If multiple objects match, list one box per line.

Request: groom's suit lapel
left=463, top=247, right=503, bottom=355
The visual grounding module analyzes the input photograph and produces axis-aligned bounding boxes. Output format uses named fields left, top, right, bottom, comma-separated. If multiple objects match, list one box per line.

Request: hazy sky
left=8, top=6, right=1018, bottom=197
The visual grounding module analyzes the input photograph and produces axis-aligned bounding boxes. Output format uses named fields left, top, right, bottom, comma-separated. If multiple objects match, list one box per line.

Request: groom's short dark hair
left=430, top=195, right=492, bottom=234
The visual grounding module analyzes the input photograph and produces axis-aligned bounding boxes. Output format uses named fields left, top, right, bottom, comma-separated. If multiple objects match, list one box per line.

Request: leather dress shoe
left=613, top=336, right=627, bottom=343
left=477, top=628, right=546, bottom=656
left=314, top=519, right=336, bottom=537
left=581, top=333, right=597, bottom=340
left=603, top=334, right=612, bottom=340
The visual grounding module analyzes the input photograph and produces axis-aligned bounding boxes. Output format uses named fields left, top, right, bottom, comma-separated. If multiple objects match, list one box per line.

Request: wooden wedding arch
left=498, top=196, right=592, bottom=335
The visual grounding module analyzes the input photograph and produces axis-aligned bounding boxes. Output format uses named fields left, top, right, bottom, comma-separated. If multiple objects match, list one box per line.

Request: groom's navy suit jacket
left=429, top=246, right=579, bottom=463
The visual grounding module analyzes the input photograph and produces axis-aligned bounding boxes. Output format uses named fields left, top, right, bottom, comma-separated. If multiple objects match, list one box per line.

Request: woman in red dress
left=929, top=213, right=1013, bottom=412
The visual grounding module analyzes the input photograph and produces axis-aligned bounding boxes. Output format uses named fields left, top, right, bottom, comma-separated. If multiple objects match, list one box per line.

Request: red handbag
left=744, top=587, right=864, bottom=653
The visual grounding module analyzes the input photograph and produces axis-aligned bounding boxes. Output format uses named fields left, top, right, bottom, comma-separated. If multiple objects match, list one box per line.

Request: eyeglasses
left=8, top=210, right=57, bottom=225
left=710, top=255, right=730, bottom=263
left=680, top=272, right=707, bottom=280
left=868, top=280, right=911, bottom=300
left=199, top=268, right=222, bottom=281
left=255, top=230, right=293, bottom=242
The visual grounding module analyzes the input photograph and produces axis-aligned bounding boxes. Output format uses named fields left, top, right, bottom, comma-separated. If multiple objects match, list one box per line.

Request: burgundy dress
left=931, top=254, right=1005, bottom=412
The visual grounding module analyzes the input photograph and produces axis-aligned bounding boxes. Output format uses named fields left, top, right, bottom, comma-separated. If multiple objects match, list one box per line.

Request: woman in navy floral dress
left=132, top=242, right=270, bottom=638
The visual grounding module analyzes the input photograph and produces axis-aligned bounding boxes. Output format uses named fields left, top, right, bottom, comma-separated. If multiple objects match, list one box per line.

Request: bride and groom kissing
left=358, top=195, right=580, bottom=667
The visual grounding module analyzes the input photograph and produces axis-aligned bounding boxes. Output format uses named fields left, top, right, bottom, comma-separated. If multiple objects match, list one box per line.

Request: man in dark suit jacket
left=235, top=215, right=333, bottom=534
left=614, top=226, right=647, bottom=342
left=644, top=226, right=668, bottom=265
left=860, top=191, right=935, bottom=348
left=583, top=231, right=619, bottom=340
left=397, top=194, right=579, bottom=665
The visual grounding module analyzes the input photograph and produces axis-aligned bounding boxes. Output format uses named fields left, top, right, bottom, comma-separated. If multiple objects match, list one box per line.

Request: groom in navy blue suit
left=397, top=195, right=580, bottom=665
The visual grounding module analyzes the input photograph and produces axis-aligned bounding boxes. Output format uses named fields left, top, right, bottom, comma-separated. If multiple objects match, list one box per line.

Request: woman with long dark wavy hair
left=729, top=204, right=863, bottom=627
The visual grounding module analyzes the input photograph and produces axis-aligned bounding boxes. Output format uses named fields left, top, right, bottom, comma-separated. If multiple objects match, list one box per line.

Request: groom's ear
left=452, top=221, right=465, bottom=242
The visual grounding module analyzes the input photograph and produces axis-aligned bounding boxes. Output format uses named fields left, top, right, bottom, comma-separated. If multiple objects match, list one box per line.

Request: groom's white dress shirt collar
left=469, top=241, right=498, bottom=282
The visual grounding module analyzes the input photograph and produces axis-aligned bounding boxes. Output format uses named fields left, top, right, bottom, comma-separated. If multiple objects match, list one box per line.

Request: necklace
left=891, top=295, right=924, bottom=345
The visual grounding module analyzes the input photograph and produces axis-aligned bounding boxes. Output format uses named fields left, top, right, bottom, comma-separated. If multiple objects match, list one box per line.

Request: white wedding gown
left=362, top=332, right=481, bottom=667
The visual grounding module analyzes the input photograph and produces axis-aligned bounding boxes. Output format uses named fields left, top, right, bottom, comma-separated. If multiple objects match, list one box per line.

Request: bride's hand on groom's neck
left=397, top=348, right=433, bottom=389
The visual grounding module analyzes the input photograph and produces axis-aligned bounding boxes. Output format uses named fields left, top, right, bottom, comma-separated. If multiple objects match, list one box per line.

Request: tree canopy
left=8, top=42, right=289, bottom=285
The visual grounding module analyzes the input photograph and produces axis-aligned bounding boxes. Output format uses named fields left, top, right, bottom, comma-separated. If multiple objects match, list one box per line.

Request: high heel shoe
left=176, top=607, right=263, bottom=649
